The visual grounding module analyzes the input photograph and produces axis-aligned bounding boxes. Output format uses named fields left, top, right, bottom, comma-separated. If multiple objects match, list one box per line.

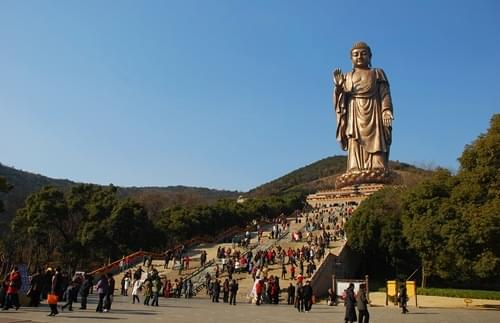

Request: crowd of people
left=305, top=203, right=358, bottom=240
left=0, top=214, right=376, bottom=319
left=0, top=265, right=98, bottom=317
left=206, top=277, right=239, bottom=305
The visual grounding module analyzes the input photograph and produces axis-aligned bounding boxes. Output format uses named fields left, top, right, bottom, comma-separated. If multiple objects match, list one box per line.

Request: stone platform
left=306, top=183, right=385, bottom=208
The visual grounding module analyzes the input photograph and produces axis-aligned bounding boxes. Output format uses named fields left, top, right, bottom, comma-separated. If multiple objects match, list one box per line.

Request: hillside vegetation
left=0, top=165, right=239, bottom=229
left=0, top=156, right=428, bottom=228
left=248, top=155, right=429, bottom=197
left=0, top=139, right=434, bottom=273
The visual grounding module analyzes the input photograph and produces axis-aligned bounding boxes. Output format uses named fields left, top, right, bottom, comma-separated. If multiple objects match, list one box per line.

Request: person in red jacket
left=2, top=266, right=21, bottom=311
left=255, top=279, right=263, bottom=305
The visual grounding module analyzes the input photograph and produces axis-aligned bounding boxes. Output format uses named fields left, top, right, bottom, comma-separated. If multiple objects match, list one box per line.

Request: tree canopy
left=0, top=176, right=13, bottom=213
left=10, top=184, right=163, bottom=270
left=7, top=184, right=303, bottom=271
left=347, top=114, right=500, bottom=288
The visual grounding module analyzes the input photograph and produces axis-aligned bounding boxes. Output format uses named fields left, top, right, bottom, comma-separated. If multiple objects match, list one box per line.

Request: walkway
left=0, top=294, right=499, bottom=323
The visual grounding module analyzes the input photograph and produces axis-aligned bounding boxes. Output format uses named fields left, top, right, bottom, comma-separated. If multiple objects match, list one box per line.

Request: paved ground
left=0, top=294, right=499, bottom=323
left=369, top=292, right=500, bottom=309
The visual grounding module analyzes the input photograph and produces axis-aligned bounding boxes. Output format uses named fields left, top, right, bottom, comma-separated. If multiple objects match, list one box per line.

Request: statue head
left=351, top=41, right=372, bottom=68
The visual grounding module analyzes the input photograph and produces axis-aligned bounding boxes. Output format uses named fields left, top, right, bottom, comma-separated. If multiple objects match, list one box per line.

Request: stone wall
left=310, top=244, right=363, bottom=297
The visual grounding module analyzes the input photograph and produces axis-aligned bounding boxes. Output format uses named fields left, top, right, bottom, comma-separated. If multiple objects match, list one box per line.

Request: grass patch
left=373, top=286, right=500, bottom=300
left=417, top=288, right=500, bottom=300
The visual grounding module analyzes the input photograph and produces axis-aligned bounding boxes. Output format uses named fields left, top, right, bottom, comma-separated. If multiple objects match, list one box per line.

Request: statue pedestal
left=306, top=183, right=385, bottom=208
left=335, top=168, right=400, bottom=189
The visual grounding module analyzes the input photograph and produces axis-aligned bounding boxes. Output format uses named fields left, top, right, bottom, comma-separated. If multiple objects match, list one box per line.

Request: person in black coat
left=357, top=283, right=370, bottom=323
left=229, top=279, right=238, bottom=305
left=212, top=279, right=220, bottom=303
left=398, top=285, right=408, bottom=314
left=51, top=267, right=63, bottom=300
left=303, top=280, right=314, bottom=312
left=344, top=283, right=357, bottom=323
left=79, top=275, right=93, bottom=310
left=287, top=283, right=295, bottom=305
left=222, top=279, right=230, bottom=303
left=28, top=268, right=43, bottom=307
left=104, top=273, right=115, bottom=312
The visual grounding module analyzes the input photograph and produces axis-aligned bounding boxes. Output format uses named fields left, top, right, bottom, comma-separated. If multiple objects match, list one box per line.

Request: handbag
left=47, top=293, right=58, bottom=305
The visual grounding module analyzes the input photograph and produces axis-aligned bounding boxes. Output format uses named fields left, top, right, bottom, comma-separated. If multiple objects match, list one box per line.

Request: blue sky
left=1, top=0, right=499, bottom=191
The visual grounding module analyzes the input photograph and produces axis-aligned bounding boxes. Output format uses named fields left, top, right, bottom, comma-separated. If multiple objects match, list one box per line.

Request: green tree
left=105, top=199, right=162, bottom=257
left=0, top=176, right=13, bottom=213
left=11, top=183, right=166, bottom=269
left=346, top=187, right=417, bottom=280
left=452, top=114, right=500, bottom=281
left=402, top=169, right=459, bottom=285
left=11, top=186, right=70, bottom=267
left=402, top=114, right=500, bottom=287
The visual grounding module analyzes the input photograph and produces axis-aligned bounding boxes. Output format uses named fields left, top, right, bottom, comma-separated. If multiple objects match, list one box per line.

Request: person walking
left=132, top=279, right=141, bottom=304
left=51, top=267, right=63, bottom=300
left=61, top=281, right=77, bottom=312
left=344, top=283, right=357, bottom=323
left=222, top=279, right=229, bottom=303
left=303, top=280, right=313, bottom=312
left=187, top=279, right=193, bottom=298
left=123, top=273, right=131, bottom=296
left=287, top=283, right=295, bottom=305
left=200, top=250, right=207, bottom=267
left=143, top=279, right=152, bottom=305
left=255, top=279, right=263, bottom=306
left=357, top=283, right=370, bottom=323
left=47, top=292, right=59, bottom=316
left=2, top=266, right=21, bottom=311
left=398, top=284, right=409, bottom=314
left=79, top=274, right=93, bottom=310
left=212, top=279, right=220, bottom=303
left=104, top=273, right=115, bottom=312
left=28, top=268, right=43, bottom=307
left=151, top=277, right=161, bottom=306
left=95, top=274, right=108, bottom=313
left=229, top=279, right=238, bottom=305
left=296, top=282, right=304, bottom=312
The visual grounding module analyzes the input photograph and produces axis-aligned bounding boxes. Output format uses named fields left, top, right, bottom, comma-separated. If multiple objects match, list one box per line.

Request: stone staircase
left=104, top=215, right=345, bottom=301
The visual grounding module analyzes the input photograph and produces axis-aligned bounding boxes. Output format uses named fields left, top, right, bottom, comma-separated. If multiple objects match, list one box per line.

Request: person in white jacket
left=124, top=276, right=131, bottom=296
left=132, top=280, right=142, bottom=304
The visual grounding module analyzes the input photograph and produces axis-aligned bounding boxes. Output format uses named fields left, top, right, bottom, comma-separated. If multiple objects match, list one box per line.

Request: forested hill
left=117, top=186, right=240, bottom=218
left=0, top=163, right=240, bottom=227
left=247, top=155, right=430, bottom=197
left=0, top=156, right=428, bottom=225
left=0, top=164, right=74, bottom=228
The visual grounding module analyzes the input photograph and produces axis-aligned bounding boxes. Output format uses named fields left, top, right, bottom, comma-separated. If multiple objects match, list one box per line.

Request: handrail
left=88, top=218, right=284, bottom=278
left=184, top=220, right=284, bottom=296
left=88, top=244, right=185, bottom=276
left=182, top=259, right=215, bottom=282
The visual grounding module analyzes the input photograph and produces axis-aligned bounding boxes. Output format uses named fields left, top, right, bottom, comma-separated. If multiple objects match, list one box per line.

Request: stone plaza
left=0, top=293, right=499, bottom=323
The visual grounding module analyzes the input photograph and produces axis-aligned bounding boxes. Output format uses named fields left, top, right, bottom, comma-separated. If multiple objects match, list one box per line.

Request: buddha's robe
left=334, top=68, right=393, bottom=172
